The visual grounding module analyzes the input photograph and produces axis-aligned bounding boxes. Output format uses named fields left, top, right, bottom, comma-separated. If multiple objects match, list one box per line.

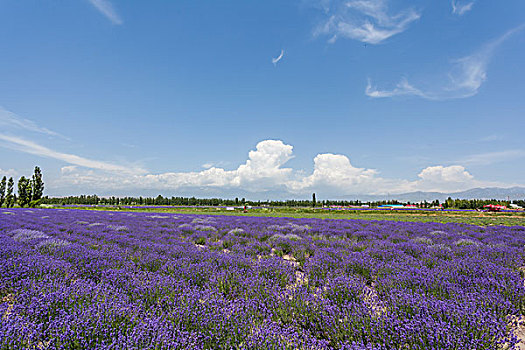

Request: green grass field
left=57, top=205, right=525, bottom=226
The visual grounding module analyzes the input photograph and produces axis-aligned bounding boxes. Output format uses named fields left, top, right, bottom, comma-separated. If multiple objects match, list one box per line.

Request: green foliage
left=222, top=240, right=233, bottom=250
left=5, top=177, right=14, bottom=208
left=0, top=167, right=44, bottom=207
left=442, top=196, right=511, bottom=209
left=29, top=199, right=42, bottom=208
left=17, top=176, right=32, bottom=207
left=194, top=236, right=206, bottom=245
left=0, top=176, right=6, bottom=207
left=32, top=166, right=44, bottom=200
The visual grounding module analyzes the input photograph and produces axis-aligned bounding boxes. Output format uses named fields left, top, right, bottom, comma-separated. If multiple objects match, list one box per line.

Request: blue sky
left=0, top=0, right=524, bottom=199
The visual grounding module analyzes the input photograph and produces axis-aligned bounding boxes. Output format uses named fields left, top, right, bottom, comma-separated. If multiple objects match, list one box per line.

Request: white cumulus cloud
left=418, top=165, right=474, bottom=183
left=289, top=153, right=379, bottom=193
left=392, top=165, right=511, bottom=193
left=133, top=140, right=294, bottom=192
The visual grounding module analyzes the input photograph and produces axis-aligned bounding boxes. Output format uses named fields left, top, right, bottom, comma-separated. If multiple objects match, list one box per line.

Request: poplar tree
left=17, top=176, right=31, bottom=207
left=6, top=177, right=14, bottom=208
left=0, top=176, right=6, bottom=207
left=32, top=166, right=44, bottom=200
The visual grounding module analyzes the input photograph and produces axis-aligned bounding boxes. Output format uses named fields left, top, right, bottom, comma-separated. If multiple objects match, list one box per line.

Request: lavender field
left=1, top=208, right=525, bottom=349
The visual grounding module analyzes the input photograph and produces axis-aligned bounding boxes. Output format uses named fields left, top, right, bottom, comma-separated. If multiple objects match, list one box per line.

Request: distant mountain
left=450, top=187, right=525, bottom=200
left=342, top=187, right=525, bottom=202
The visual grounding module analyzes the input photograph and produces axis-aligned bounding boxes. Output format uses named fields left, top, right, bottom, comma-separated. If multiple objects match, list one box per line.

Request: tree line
left=39, top=194, right=403, bottom=207
left=0, top=166, right=44, bottom=208
left=442, top=197, right=517, bottom=210
left=39, top=194, right=518, bottom=209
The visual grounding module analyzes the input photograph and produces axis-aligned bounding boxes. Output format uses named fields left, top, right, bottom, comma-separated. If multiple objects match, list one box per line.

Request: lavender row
left=1, top=208, right=525, bottom=349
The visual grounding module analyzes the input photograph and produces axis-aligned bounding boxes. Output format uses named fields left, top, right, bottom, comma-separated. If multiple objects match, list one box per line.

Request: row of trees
left=40, top=194, right=376, bottom=207
left=514, top=200, right=525, bottom=208
left=442, top=197, right=513, bottom=209
left=39, top=193, right=519, bottom=209
left=0, top=167, right=44, bottom=208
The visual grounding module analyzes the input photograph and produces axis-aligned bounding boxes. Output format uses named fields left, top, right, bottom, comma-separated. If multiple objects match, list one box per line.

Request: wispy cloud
left=202, top=161, right=230, bottom=169
left=444, top=25, right=523, bottom=96
left=365, top=78, right=429, bottom=98
left=87, top=0, right=123, bottom=25
left=478, top=134, right=504, bottom=142
left=366, top=25, right=525, bottom=100
left=0, top=106, right=68, bottom=139
left=272, top=50, right=285, bottom=66
left=0, top=134, right=144, bottom=174
left=452, top=0, right=475, bottom=16
left=459, top=150, right=525, bottom=166
left=314, top=0, right=421, bottom=44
